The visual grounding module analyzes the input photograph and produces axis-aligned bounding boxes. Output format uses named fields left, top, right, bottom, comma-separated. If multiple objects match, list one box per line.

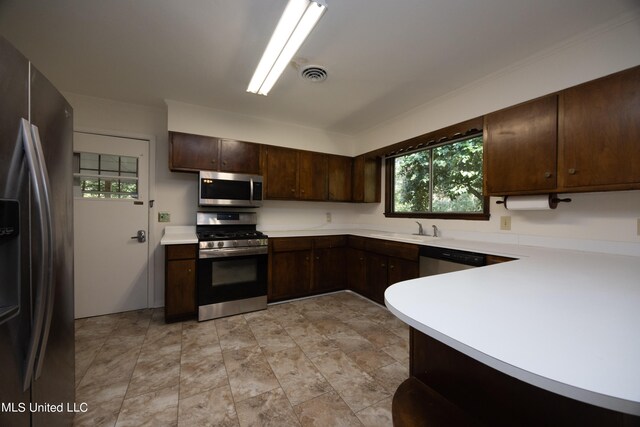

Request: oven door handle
left=199, top=246, right=268, bottom=259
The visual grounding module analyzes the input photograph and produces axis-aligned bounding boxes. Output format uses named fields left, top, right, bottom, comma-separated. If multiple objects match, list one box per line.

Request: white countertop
left=385, top=242, right=640, bottom=416
left=161, top=225, right=640, bottom=414
left=160, top=226, right=198, bottom=245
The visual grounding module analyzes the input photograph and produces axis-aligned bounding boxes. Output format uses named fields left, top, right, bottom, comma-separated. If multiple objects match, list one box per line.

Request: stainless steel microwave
left=199, top=171, right=263, bottom=207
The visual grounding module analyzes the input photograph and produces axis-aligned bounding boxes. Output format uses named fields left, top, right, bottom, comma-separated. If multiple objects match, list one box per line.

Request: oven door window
left=198, top=254, right=268, bottom=305
left=211, top=258, right=257, bottom=287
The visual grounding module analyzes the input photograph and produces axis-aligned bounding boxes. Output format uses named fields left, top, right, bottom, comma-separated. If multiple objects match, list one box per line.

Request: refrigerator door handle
left=19, top=118, right=52, bottom=391
left=29, top=124, right=55, bottom=381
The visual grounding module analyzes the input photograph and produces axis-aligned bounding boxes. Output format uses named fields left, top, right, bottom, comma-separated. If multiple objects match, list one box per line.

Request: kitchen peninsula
left=385, top=239, right=640, bottom=425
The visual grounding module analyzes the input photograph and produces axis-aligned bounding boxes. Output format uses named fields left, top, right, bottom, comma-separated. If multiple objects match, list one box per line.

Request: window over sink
left=385, top=134, right=488, bottom=220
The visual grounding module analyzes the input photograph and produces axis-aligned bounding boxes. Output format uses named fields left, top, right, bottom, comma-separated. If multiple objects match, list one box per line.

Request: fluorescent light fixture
left=247, top=0, right=327, bottom=96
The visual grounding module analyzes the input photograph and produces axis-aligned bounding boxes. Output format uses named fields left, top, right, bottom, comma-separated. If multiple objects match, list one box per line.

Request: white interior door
left=73, top=132, right=149, bottom=318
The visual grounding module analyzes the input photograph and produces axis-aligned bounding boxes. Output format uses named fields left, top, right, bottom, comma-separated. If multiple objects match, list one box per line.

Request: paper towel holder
left=496, top=194, right=572, bottom=209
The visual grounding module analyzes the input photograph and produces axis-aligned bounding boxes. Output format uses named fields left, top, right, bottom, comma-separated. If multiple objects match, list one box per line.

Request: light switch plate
left=158, top=212, right=170, bottom=223
left=500, top=216, right=511, bottom=231
left=326, top=212, right=332, bottom=223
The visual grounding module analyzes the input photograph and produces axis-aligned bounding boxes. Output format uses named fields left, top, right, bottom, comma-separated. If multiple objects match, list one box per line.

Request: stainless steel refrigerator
left=0, top=36, right=75, bottom=426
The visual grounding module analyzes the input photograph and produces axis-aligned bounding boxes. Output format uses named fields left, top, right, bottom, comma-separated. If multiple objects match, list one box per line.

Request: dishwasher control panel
left=419, top=246, right=486, bottom=267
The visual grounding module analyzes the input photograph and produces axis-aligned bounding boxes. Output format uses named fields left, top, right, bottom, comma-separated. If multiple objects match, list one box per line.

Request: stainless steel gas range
left=196, top=212, right=268, bottom=321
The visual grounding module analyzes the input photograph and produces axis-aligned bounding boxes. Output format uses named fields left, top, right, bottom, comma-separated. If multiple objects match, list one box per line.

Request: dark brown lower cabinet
left=165, top=244, right=197, bottom=322
left=409, top=328, right=639, bottom=426
left=311, top=236, right=346, bottom=295
left=269, top=235, right=418, bottom=304
left=347, top=236, right=419, bottom=304
left=269, top=236, right=347, bottom=302
left=387, top=256, right=419, bottom=289
left=268, top=238, right=312, bottom=301
left=364, top=254, right=419, bottom=305
left=366, top=253, right=389, bottom=305
left=269, top=249, right=311, bottom=301
left=346, top=248, right=369, bottom=299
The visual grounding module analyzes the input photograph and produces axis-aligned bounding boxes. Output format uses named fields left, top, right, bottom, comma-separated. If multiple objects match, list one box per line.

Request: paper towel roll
left=504, top=195, right=553, bottom=211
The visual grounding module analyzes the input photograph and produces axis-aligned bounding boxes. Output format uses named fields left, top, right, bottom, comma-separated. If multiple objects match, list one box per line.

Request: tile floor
left=73, top=291, right=410, bottom=426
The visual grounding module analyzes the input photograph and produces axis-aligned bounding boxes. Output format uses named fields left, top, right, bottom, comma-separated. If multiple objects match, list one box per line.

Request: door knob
left=131, top=230, right=146, bottom=243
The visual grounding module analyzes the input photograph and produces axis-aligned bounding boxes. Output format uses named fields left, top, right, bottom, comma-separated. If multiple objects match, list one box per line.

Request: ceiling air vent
left=299, top=65, right=328, bottom=83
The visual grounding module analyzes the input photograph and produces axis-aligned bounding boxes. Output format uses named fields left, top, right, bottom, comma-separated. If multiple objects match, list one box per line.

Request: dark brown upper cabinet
left=484, top=95, right=558, bottom=195
left=264, top=145, right=299, bottom=199
left=328, top=154, right=353, bottom=202
left=266, top=148, right=330, bottom=201
left=558, top=65, right=640, bottom=191
left=299, top=151, right=328, bottom=201
left=352, top=155, right=381, bottom=203
left=169, top=132, right=380, bottom=203
left=265, top=146, right=367, bottom=202
left=169, top=132, right=218, bottom=171
left=169, top=131, right=261, bottom=174
left=219, top=138, right=261, bottom=174
left=484, top=65, right=640, bottom=196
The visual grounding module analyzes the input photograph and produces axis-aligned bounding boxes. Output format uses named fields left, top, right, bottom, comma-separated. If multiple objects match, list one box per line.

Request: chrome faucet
left=414, top=221, right=439, bottom=237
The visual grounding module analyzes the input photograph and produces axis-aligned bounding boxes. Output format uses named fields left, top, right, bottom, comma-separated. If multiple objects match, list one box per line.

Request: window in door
left=73, top=152, right=139, bottom=199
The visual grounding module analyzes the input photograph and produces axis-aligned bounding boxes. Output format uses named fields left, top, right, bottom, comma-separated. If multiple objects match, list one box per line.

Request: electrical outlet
left=500, top=216, right=511, bottom=231
left=158, top=212, right=170, bottom=223
left=326, top=212, right=332, bottom=223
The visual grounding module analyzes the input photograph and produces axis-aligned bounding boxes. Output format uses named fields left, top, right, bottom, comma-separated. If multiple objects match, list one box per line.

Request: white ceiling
left=1, top=0, right=638, bottom=135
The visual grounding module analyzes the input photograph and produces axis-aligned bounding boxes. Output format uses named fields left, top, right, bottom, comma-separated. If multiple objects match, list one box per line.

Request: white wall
left=354, top=11, right=640, bottom=153
left=349, top=163, right=640, bottom=255
left=65, top=10, right=640, bottom=312
left=348, top=10, right=640, bottom=254
left=166, top=100, right=356, bottom=156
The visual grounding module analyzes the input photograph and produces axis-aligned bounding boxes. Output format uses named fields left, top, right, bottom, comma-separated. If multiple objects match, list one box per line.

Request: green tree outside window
left=392, top=136, right=483, bottom=214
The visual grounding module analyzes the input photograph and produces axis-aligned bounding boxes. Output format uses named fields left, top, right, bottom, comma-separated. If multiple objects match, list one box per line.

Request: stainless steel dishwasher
left=419, top=246, right=486, bottom=276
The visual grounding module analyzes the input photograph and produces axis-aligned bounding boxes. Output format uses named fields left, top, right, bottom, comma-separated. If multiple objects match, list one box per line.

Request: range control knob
left=233, top=240, right=238, bottom=247
left=217, top=241, right=224, bottom=248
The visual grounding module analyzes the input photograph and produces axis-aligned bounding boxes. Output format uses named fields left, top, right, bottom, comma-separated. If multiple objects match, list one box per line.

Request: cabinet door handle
left=315, top=256, right=320, bottom=260
left=389, top=264, right=395, bottom=269
left=568, top=168, right=577, bottom=175
left=222, top=161, right=227, bottom=166
left=544, top=172, right=552, bottom=178
left=381, top=263, right=386, bottom=268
